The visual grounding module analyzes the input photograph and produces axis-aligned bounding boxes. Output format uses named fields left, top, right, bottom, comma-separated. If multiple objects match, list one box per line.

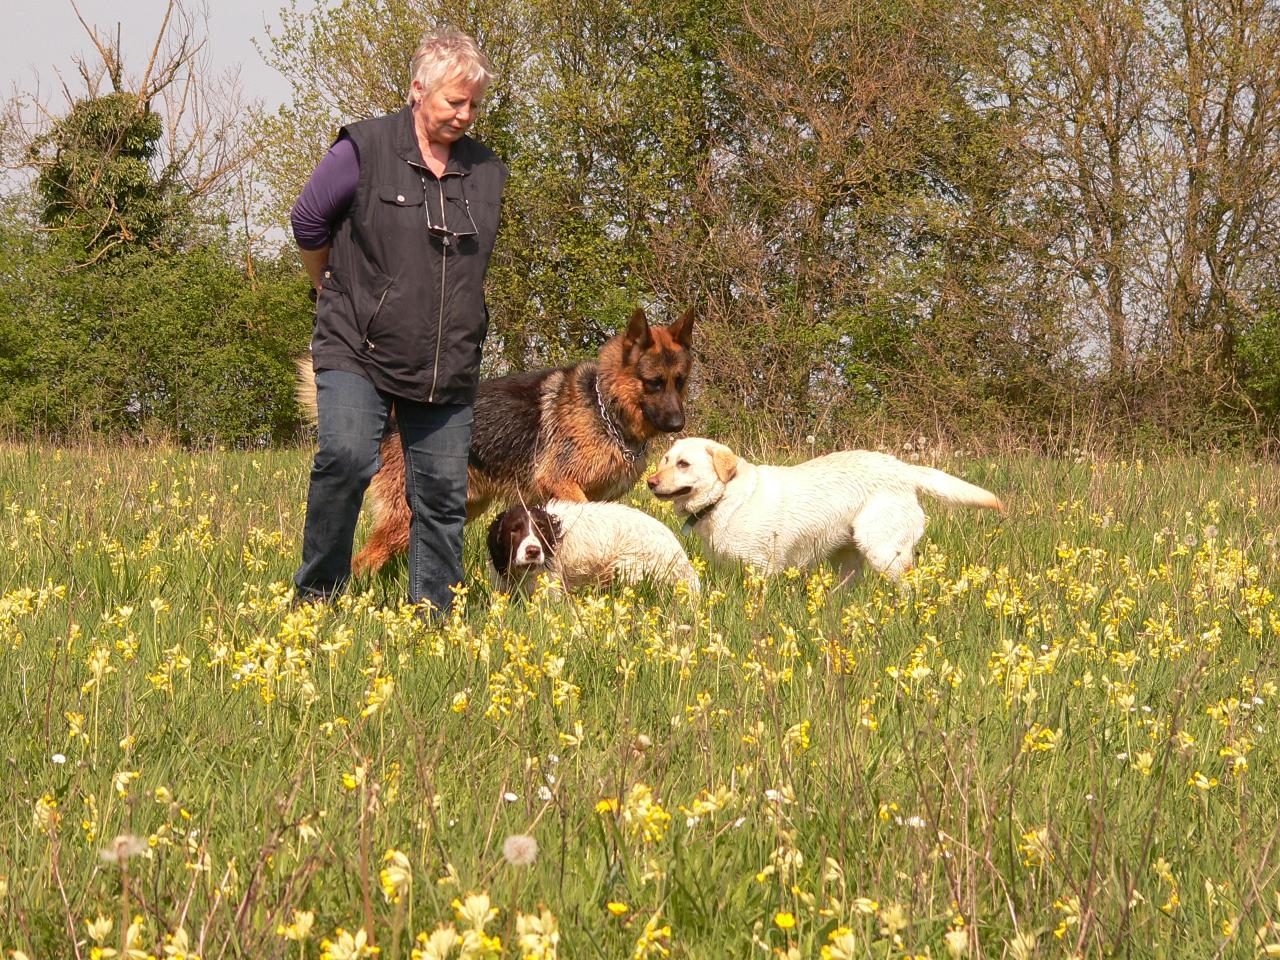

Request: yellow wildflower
left=820, top=926, right=858, bottom=960
left=453, top=892, right=498, bottom=931
left=277, top=910, right=316, bottom=941
left=632, top=914, right=671, bottom=959
left=320, top=927, right=379, bottom=960
left=380, top=849, right=412, bottom=904
left=1189, top=771, right=1218, bottom=791
left=412, top=926, right=458, bottom=960
left=516, top=908, right=559, bottom=960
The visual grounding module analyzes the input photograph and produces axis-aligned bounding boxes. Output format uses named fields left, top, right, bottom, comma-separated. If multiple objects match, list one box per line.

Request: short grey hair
left=408, top=29, right=493, bottom=104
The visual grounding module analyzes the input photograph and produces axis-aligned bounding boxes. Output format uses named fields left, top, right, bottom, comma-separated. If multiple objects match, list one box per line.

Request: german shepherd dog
left=326, top=306, right=695, bottom=574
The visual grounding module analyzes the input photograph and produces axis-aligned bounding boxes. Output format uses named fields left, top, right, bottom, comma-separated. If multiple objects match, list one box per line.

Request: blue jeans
left=293, top=369, right=473, bottom=613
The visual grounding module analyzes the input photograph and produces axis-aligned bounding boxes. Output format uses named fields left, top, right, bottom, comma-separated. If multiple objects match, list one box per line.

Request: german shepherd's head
left=607, top=306, right=695, bottom=437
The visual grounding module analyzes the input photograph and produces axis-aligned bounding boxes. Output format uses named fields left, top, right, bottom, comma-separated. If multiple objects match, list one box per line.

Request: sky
left=4, top=0, right=293, bottom=111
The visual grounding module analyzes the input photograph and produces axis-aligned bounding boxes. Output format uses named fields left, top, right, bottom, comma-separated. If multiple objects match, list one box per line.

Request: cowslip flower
left=454, top=892, right=498, bottom=931
left=1008, top=930, right=1037, bottom=960
left=412, top=926, right=458, bottom=960
left=944, top=927, right=970, bottom=957
left=516, top=908, right=559, bottom=959
left=86, top=915, right=114, bottom=944
left=33, top=794, right=60, bottom=832
left=1189, top=771, right=1218, bottom=791
left=319, top=927, right=379, bottom=960
left=380, top=849, right=412, bottom=904
left=361, top=676, right=395, bottom=718
left=277, top=909, right=316, bottom=941
left=879, top=903, right=908, bottom=939
left=821, top=927, right=858, bottom=960
left=112, top=770, right=140, bottom=798
left=632, top=914, right=671, bottom=959
left=1019, top=827, right=1053, bottom=867
left=162, top=927, right=196, bottom=959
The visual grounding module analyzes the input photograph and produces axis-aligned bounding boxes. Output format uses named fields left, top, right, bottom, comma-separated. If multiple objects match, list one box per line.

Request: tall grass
left=1, top=443, right=1278, bottom=959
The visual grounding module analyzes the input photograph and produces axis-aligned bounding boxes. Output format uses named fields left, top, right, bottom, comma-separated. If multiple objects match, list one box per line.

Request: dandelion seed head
left=502, top=833, right=539, bottom=867
left=99, top=833, right=147, bottom=864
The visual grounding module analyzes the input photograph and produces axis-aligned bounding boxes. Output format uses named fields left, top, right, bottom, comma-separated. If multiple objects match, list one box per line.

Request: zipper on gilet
left=424, top=173, right=451, bottom=402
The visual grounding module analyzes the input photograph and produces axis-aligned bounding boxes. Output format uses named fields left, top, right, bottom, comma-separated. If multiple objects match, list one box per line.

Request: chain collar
left=594, top=373, right=643, bottom=465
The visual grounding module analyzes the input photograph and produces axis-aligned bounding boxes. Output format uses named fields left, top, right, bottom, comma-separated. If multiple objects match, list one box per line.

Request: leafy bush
left=0, top=209, right=313, bottom=445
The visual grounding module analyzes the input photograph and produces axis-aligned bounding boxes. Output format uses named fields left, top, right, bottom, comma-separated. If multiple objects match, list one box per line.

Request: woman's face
left=412, top=76, right=486, bottom=146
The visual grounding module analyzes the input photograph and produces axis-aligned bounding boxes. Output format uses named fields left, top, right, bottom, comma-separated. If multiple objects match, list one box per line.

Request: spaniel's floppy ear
left=709, top=443, right=738, bottom=484
left=667, top=307, right=695, bottom=348
left=623, top=307, right=652, bottom=352
left=486, top=511, right=512, bottom=578
left=532, top=507, right=562, bottom=554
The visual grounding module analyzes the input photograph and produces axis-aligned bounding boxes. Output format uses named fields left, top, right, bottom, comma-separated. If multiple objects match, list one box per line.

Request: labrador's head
left=646, top=437, right=739, bottom=514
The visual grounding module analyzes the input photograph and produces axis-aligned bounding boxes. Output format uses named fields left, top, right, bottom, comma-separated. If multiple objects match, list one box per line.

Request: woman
left=290, top=29, right=507, bottom=614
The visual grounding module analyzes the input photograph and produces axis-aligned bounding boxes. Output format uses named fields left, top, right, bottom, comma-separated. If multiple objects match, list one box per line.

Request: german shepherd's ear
left=623, top=307, right=652, bottom=352
left=709, top=444, right=738, bottom=483
left=667, top=307, right=695, bottom=348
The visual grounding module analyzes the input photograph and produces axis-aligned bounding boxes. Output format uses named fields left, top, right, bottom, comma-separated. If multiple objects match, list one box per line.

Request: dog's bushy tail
left=295, top=356, right=318, bottom=425
left=909, top=465, right=1004, bottom=512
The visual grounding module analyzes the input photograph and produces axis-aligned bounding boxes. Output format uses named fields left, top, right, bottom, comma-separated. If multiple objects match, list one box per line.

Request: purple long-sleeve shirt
left=290, top=136, right=360, bottom=250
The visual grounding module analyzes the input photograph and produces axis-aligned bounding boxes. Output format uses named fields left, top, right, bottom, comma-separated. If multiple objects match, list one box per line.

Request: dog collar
left=593, top=373, right=645, bottom=465
left=681, top=500, right=719, bottom=533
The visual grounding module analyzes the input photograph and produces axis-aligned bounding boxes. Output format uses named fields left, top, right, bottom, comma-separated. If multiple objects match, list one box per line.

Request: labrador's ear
left=710, top=444, right=738, bottom=484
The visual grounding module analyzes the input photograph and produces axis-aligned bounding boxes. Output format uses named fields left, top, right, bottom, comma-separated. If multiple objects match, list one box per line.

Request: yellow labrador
left=647, top=437, right=1003, bottom=583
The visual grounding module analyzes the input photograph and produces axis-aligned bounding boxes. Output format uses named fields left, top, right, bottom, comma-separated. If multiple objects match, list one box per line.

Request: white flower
left=503, top=791, right=519, bottom=803
left=51, top=753, right=66, bottom=764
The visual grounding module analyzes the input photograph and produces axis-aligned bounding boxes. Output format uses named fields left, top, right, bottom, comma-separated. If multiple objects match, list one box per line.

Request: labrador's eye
left=677, top=460, right=689, bottom=468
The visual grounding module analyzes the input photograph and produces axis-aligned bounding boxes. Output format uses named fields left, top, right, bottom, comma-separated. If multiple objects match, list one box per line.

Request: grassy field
left=1, top=442, right=1279, bottom=959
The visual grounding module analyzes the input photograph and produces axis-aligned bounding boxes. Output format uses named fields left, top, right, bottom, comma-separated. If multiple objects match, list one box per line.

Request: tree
left=646, top=0, right=1065, bottom=437
left=32, top=91, right=180, bottom=260
left=256, top=0, right=732, bottom=369
left=4, top=0, right=260, bottom=261
left=0, top=2, right=313, bottom=444
left=994, top=0, right=1280, bottom=396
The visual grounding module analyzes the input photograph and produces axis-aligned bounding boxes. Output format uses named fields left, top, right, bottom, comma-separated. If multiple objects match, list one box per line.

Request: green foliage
left=0, top=205, right=313, bottom=445
left=31, top=92, right=184, bottom=262
left=1236, top=308, right=1280, bottom=427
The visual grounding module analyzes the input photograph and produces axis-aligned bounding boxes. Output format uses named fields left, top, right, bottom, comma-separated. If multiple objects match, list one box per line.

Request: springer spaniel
left=486, top=500, right=700, bottom=595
